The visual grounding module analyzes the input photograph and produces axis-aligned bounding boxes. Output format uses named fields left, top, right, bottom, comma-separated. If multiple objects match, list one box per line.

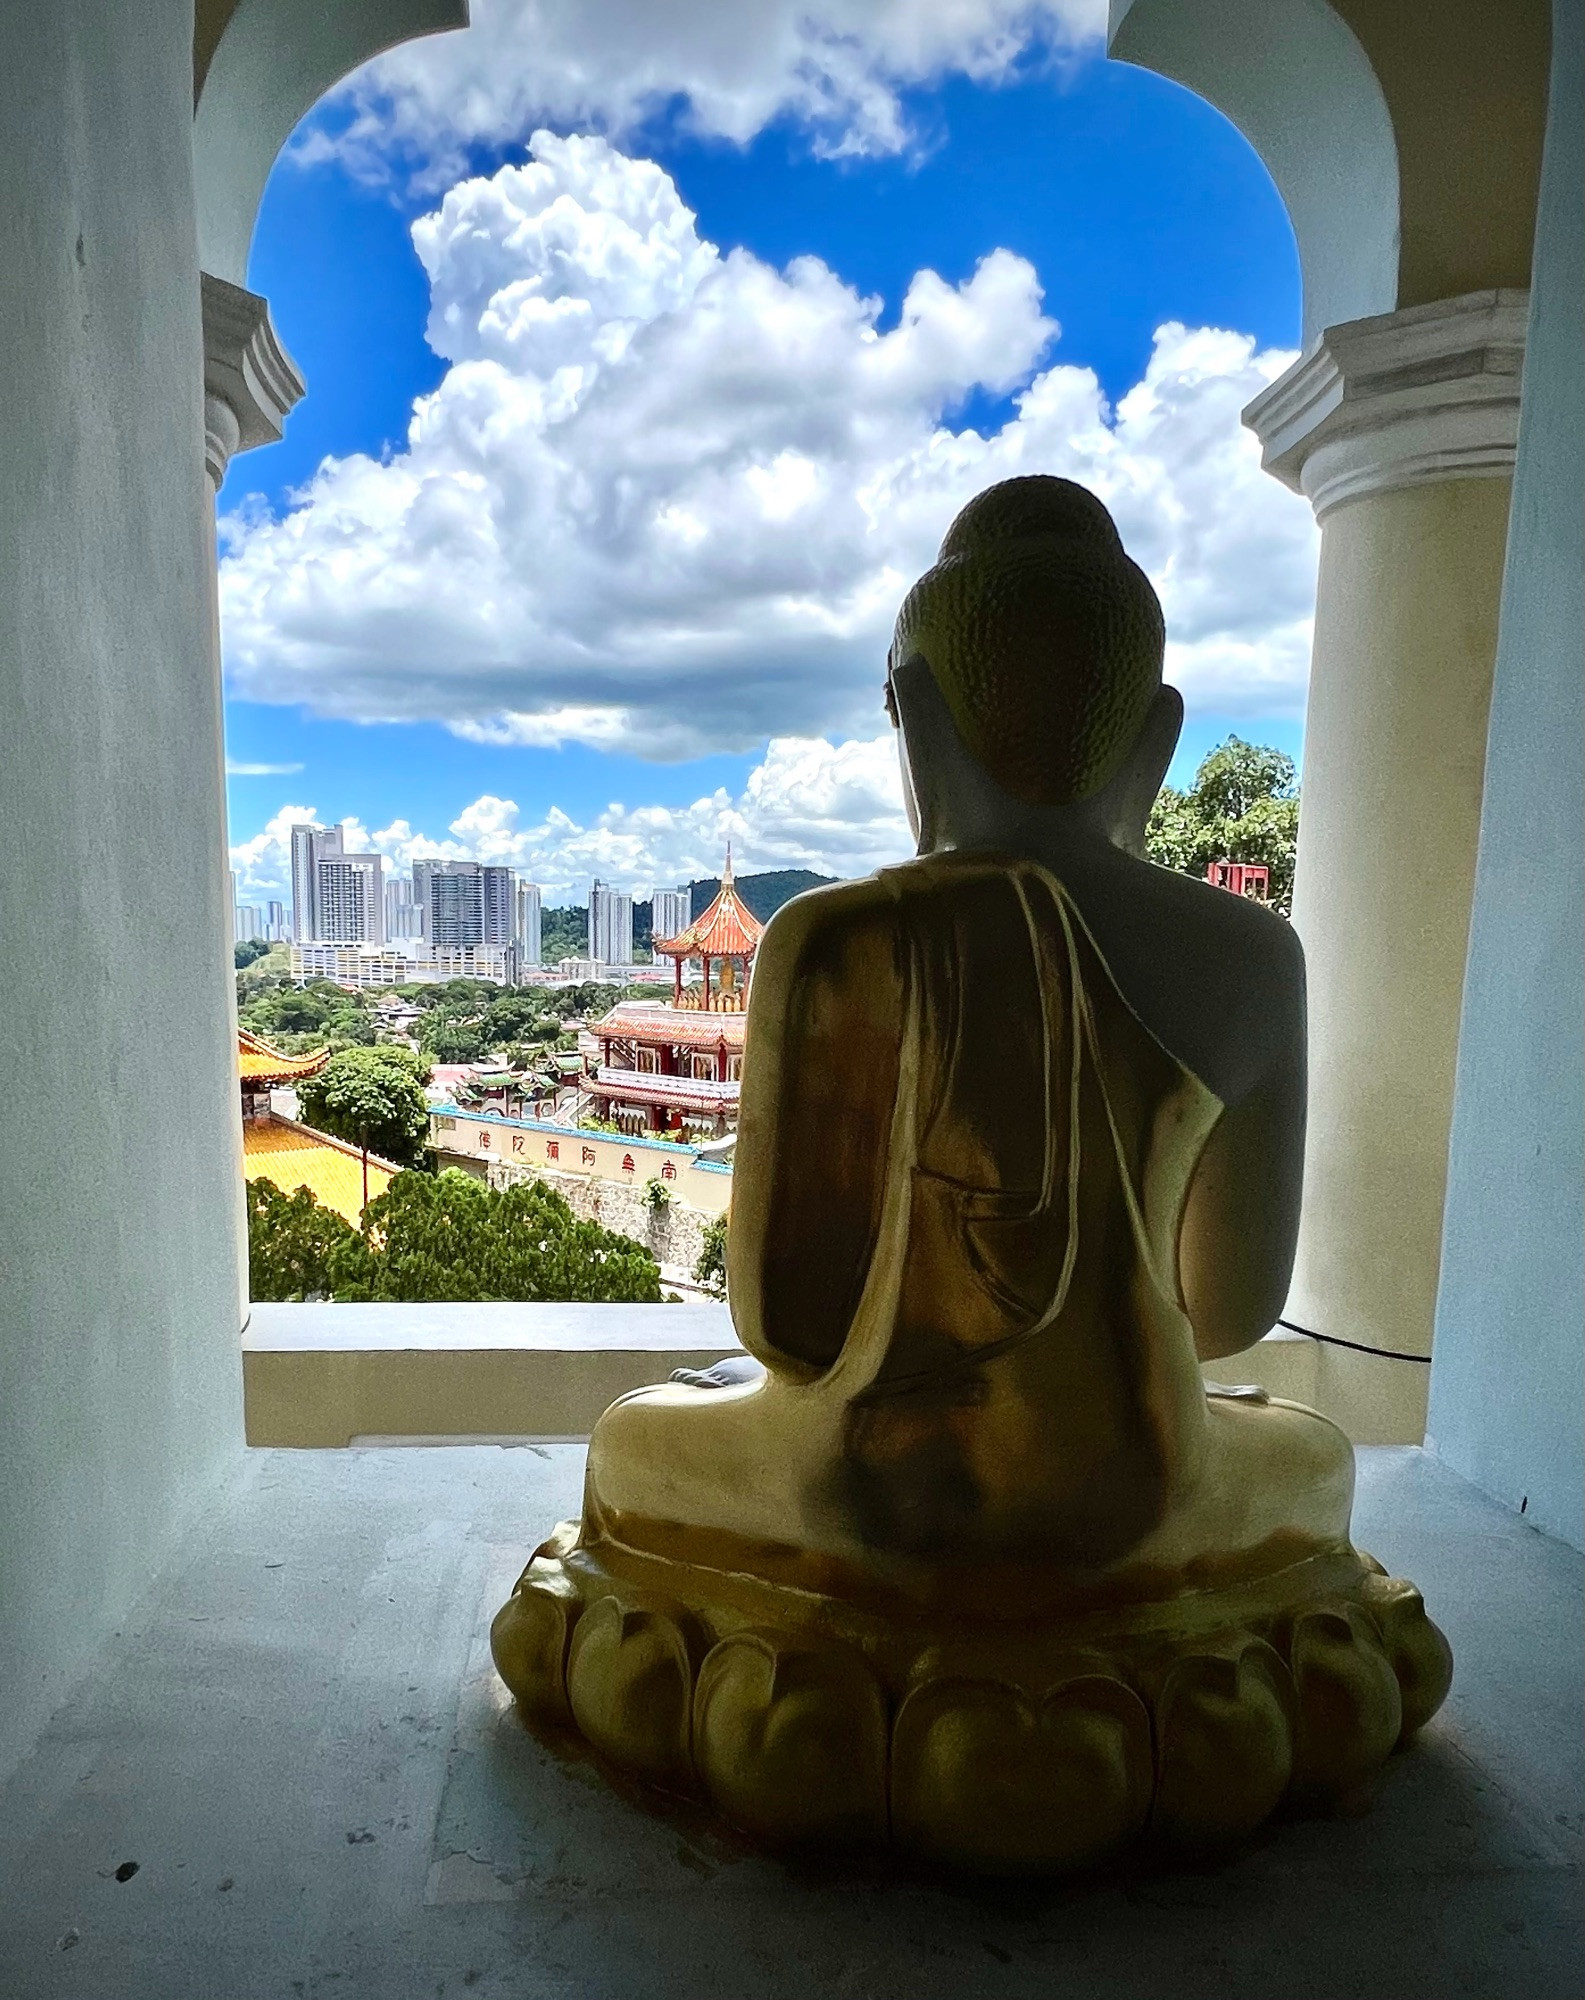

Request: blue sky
left=222, top=7, right=1313, bottom=901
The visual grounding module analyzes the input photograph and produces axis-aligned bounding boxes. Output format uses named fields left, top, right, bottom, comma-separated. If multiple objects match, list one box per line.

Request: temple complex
left=238, top=1028, right=398, bottom=1224
left=583, top=854, right=763, bottom=1139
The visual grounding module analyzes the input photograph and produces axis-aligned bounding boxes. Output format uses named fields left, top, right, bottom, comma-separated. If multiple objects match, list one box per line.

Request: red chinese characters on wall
left=661, top=1161, right=677, bottom=1180
left=621, top=1154, right=636, bottom=1173
left=582, top=1145, right=597, bottom=1166
left=479, top=1131, right=490, bottom=1148
left=512, top=1134, right=525, bottom=1154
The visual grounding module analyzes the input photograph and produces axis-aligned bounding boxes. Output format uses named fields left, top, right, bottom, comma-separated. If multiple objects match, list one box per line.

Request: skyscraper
left=384, top=878, right=423, bottom=943
left=650, top=886, right=691, bottom=945
left=265, top=900, right=287, bottom=942
left=289, top=823, right=342, bottom=941
left=314, top=852, right=383, bottom=943
left=410, top=858, right=435, bottom=939
left=514, top=880, right=542, bottom=966
left=588, top=879, right=633, bottom=967
left=482, top=865, right=516, bottom=946
left=426, top=861, right=485, bottom=947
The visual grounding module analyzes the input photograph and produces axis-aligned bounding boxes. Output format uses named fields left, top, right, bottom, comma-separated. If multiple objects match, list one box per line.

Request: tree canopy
left=296, top=1045, right=431, bottom=1167
left=246, top=1177, right=360, bottom=1302
left=240, top=978, right=378, bottom=1048
left=1146, top=736, right=1301, bottom=911
left=246, top=1168, right=663, bottom=1304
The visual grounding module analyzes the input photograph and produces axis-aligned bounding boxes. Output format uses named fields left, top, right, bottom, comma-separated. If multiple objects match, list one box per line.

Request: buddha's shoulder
left=764, top=855, right=1015, bottom=940
left=1124, top=858, right=1303, bottom=981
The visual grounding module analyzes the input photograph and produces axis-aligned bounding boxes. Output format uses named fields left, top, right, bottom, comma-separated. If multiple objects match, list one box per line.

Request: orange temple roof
left=655, top=852, right=764, bottom=960
left=238, top=1028, right=329, bottom=1085
left=595, top=1003, right=747, bottom=1051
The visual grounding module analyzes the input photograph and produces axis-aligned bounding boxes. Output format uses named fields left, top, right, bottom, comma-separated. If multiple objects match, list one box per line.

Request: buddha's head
left=887, top=476, right=1179, bottom=851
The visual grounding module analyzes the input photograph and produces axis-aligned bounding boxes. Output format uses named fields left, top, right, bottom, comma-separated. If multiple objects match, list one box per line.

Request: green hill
left=541, top=869, right=840, bottom=964
left=684, top=868, right=838, bottom=923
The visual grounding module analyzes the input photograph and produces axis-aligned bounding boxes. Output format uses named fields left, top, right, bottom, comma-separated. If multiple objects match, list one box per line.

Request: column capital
left=1243, top=290, right=1529, bottom=519
left=201, top=273, right=304, bottom=489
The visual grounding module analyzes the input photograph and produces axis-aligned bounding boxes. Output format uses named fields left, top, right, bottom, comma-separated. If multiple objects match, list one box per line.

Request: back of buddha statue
left=733, top=854, right=1222, bottom=1571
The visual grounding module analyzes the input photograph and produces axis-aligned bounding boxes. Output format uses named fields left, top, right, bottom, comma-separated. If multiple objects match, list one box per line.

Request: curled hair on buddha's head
left=893, top=475, right=1166, bottom=806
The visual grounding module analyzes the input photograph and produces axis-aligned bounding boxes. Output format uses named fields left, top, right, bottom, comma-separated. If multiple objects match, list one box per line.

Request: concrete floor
left=0, top=1447, right=1578, bottom=2000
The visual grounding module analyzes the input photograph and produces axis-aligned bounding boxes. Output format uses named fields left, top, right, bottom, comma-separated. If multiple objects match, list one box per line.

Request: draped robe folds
left=584, top=854, right=1355, bottom=1604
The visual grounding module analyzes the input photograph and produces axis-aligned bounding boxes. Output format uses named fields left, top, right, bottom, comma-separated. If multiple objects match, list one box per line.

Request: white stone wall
left=487, top=1160, right=719, bottom=1287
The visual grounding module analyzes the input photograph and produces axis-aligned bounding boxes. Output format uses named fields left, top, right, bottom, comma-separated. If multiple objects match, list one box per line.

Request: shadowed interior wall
left=1428, top=0, right=1584, bottom=1550
left=0, top=0, right=245, bottom=1776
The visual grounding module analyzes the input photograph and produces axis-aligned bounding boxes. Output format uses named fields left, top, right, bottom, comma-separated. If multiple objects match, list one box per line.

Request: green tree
left=297, top=1045, right=431, bottom=1170
left=246, top=1177, right=360, bottom=1300
left=417, top=1013, right=490, bottom=1064
left=694, top=1213, right=728, bottom=1299
left=330, top=1170, right=663, bottom=1303
left=234, top=938, right=269, bottom=969
left=1146, top=736, right=1301, bottom=911
left=241, top=979, right=380, bottom=1042
left=478, top=992, right=553, bottom=1043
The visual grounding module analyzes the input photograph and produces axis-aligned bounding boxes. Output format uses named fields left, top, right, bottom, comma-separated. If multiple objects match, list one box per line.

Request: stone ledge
left=243, top=1301, right=738, bottom=1447
left=241, top=1304, right=1319, bottom=1448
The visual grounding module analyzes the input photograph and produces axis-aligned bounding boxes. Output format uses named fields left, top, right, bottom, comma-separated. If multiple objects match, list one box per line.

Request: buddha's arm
left=727, top=886, right=905, bottom=1374
left=1176, top=1006, right=1306, bottom=1365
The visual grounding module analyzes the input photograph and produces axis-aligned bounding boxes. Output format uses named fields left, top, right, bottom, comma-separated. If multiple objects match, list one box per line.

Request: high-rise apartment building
left=588, top=879, right=633, bottom=967
left=410, top=859, right=435, bottom=937
left=384, top=878, right=423, bottom=943
left=289, top=822, right=384, bottom=943
left=289, top=823, right=341, bottom=941
left=314, top=852, right=383, bottom=944
left=265, top=900, right=287, bottom=942
left=426, top=861, right=485, bottom=947
left=650, top=886, right=691, bottom=946
left=514, top=880, right=542, bottom=965
left=482, top=865, right=516, bottom=946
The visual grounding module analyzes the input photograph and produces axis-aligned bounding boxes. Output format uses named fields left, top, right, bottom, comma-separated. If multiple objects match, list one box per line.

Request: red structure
left=1205, top=859, right=1271, bottom=901
left=654, top=846, right=765, bottom=1011
left=585, top=852, right=765, bottom=1138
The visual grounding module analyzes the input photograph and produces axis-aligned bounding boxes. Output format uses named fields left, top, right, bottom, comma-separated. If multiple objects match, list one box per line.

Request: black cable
left=1276, top=1317, right=1432, bottom=1365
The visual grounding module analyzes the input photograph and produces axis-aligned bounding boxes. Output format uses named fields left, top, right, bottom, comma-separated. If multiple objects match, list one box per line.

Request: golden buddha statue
left=493, top=476, right=1451, bottom=1873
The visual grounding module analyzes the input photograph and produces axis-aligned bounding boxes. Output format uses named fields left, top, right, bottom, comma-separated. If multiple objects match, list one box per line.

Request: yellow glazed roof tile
left=238, top=1027, right=329, bottom=1083
left=243, top=1115, right=398, bottom=1225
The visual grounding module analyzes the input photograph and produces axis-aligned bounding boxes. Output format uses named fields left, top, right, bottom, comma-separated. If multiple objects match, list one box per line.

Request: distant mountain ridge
left=541, top=868, right=839, bottom=962
left=683, top=868, right=838, bottom=925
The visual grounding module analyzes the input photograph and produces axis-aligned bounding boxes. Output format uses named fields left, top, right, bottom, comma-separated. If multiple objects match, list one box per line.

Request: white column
left=202, top=276, right=304, bottom=1325
left=201, top=273, right=304, bottom=491
left=1244, top=291, right=1527, bottom=1442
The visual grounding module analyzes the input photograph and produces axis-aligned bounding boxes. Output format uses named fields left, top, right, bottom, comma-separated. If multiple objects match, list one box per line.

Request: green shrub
left=693, top=1212, right=728, bottom=1299
left=247, top=1177, right=359, bottom=1301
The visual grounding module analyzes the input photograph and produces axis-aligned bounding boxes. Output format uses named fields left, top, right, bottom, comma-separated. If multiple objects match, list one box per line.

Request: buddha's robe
left=585, top=854, right=1353, bottom=1601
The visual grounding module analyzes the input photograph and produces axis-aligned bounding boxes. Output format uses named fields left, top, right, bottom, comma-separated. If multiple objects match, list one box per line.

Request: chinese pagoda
left=655, top=846, right=764, bottom=1009
left=584, top=852, right=765, bottom=1140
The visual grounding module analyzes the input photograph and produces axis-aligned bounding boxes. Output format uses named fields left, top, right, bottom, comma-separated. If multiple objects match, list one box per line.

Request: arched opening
left=210, top=8, right=1335, bottom=1367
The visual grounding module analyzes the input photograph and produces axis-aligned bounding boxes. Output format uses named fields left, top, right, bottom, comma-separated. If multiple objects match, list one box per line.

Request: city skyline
left=241, top=818, right=699, bottom=966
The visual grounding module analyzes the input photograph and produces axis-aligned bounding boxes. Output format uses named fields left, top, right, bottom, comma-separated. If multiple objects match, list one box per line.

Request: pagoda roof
left=655, top=853, right=764, bottom=960
left=243, top=1114, right=399, bottom=1224
left=239, top=1028, right=329, bottom=1085
left=595, top=1002, right=747, bottom=1051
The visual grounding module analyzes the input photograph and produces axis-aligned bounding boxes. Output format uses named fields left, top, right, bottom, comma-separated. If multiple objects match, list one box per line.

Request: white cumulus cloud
left=299, top=0, right=1106, bottom=187
left=220, top=133, right=1318, bottom=764
left=229, top=733, right=911, bottom=905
